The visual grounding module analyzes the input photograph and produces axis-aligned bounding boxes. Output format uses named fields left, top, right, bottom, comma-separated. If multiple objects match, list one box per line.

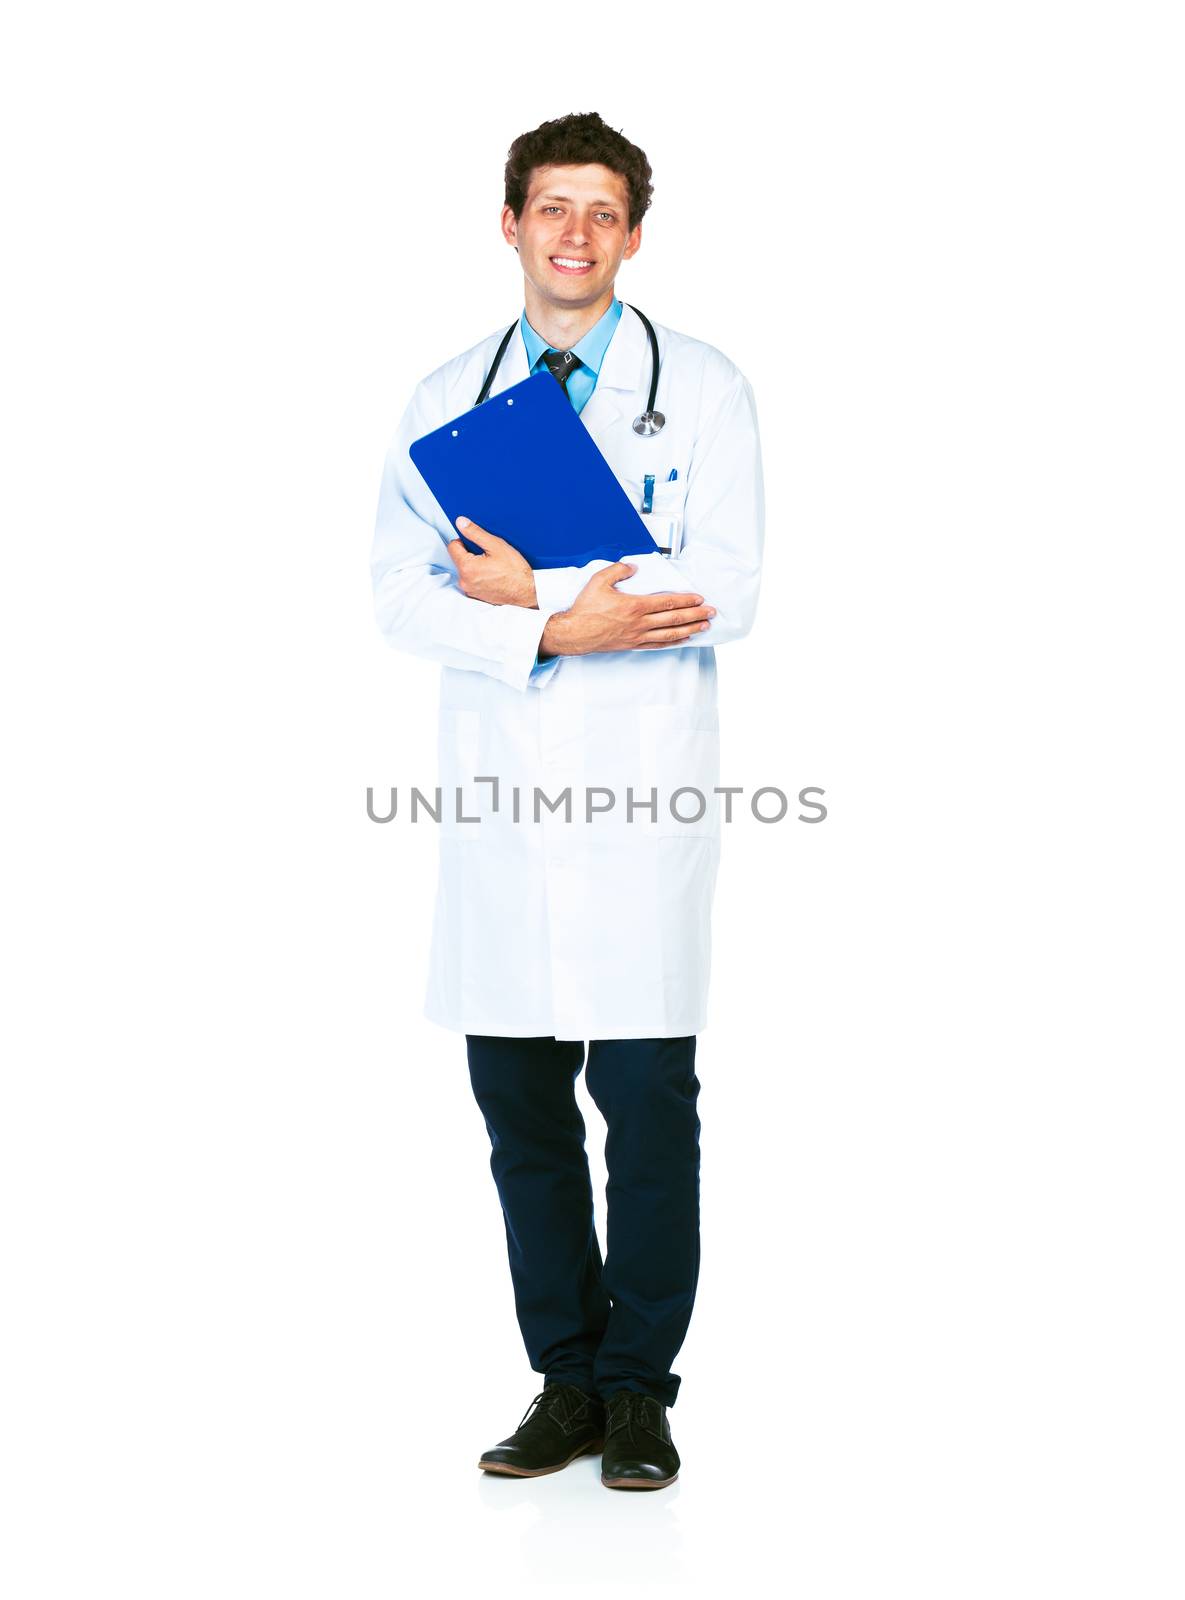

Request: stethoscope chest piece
left=632, top=409, right=666, bottom=437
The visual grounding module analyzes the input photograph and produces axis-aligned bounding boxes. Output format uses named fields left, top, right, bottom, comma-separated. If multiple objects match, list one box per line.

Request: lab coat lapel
left=580, top=302, right=649, bottom=450
left=488, top=325, right=529, bottom=397
left=578, top=385, right=626, bottom=448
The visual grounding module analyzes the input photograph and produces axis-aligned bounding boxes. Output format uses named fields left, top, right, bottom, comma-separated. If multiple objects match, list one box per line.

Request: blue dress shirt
left=519, top=296, right=623, bottom=414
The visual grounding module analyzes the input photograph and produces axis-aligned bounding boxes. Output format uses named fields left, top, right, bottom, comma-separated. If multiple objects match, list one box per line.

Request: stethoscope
left=474, top=303, right=665, bottom=437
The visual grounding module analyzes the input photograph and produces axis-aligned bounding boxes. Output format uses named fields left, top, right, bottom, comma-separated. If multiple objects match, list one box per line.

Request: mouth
left=549, top=256, right=596, bottom=276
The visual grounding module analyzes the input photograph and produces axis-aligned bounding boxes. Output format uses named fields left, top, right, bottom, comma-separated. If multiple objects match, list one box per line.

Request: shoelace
left=515, top=1384, right=594, bottom=1434
left=605, top=1391, right=664, bottom=1443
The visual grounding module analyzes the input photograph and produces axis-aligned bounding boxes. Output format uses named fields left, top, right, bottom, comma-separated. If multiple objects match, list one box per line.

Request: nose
left=562, top=216, right=591, bottom=247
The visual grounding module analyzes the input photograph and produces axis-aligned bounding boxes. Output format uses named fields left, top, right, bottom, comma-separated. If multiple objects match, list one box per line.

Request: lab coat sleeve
left=532, top=559, right=614, bottom=615
left=371, top=383, right=562, bottom=692
left=531, top=372, right=764, bottom=647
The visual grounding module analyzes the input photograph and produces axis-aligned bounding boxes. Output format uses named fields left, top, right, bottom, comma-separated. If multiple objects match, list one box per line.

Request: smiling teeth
left=552, top=257, right=593, bottom=268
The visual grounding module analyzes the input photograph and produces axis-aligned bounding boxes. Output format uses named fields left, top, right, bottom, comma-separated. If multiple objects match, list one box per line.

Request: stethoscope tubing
left=474, top=303, right=661, bottom=423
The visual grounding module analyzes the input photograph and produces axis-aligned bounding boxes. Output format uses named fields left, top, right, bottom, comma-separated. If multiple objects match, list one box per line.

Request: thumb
left=593, top=561, right=636, bottom=586
left=455, top=516, right=500, bottom=550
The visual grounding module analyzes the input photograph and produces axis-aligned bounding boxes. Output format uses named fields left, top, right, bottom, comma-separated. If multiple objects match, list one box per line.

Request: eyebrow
left=538, top=193, right=621, bottom=208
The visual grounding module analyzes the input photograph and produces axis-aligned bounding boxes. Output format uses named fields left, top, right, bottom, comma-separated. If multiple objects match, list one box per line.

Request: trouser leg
left=584, top=1035, right=701, bottom=1409
left=466, top=1034, right=610, bottom=1396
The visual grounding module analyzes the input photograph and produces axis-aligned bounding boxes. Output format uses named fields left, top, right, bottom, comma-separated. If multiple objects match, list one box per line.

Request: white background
left=3, top=2, right=1182, bottom=1595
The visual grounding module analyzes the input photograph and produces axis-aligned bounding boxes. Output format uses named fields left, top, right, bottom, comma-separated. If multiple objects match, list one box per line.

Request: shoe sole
left=601, top=1472, right=679, bottom=1490
left=478, top=1438, right=605, bottom=1478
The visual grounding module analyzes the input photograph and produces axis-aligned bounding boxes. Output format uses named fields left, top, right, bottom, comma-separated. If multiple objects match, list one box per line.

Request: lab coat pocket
left=636, top=478, right=686, bottom=558
left=637, top=705, right=720, bottom=838
left=646, top=512, right=684, bottom=559
left=439, top=707, right=485, bottom=836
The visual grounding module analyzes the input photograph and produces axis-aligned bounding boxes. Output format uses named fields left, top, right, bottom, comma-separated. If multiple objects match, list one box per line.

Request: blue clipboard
left=409, top=370, right=661, bottom=569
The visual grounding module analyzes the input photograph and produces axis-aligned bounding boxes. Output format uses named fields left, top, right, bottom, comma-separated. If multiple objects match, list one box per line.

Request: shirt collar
left=519, top=296, right=623, bottom=377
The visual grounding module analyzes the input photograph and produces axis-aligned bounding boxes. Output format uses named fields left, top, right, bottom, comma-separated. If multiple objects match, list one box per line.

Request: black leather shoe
left=478, top=1383, right=606, bottom=1477
left=600, top=1390, right=680, bottom=1489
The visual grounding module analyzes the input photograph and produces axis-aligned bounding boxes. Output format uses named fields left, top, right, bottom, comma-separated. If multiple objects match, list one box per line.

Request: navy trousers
left=465, top=1035, right=701, bottom=1408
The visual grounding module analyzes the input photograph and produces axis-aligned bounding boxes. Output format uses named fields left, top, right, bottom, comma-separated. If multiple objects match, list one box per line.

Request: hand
left=446, top=517, right=537, bottom=607
left=539, top=563, right=716, bottom=658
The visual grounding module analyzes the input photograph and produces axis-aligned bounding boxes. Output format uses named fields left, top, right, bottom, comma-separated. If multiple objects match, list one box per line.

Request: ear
left=622, top=220, right=643, bottom=261
left=500, top=204, right=519, bottom=250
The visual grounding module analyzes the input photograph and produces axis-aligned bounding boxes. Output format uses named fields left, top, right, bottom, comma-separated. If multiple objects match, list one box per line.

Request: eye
left=596, top=212, right=616, bottom=223
left=542, top=205, right=562, bottom=214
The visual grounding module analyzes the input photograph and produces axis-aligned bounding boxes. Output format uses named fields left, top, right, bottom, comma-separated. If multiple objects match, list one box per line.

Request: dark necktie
left=541, top=348, right=583, bottom=395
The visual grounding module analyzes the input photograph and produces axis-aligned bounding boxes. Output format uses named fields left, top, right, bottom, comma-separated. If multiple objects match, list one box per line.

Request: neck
left=523, top=282, right=616, bottom=350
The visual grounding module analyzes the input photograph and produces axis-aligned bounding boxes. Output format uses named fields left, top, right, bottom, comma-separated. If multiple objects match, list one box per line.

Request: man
left=371, top=112, right=764, bottom=1490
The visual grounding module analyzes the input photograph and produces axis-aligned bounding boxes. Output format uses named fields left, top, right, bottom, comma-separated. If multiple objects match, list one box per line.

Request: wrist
left=499, top=571, right=537, bottom=607
left=539, top=611, right=574, bottom=659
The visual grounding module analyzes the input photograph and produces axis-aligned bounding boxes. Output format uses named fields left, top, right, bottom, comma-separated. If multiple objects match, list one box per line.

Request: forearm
left=373, top=560, right=560, bottom=689
left=372, top=397, right=562, bottom=690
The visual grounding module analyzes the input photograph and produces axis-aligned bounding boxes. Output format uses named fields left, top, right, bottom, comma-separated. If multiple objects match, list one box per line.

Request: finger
left=641, top=605, right=715, bottom=627
left=445, top=538, right=471, bottom=568
left=455, top=516, right=500, bottom=550
left=637, top=620, right=713, bottom=645
left=633, top=590, right=705, bottom=612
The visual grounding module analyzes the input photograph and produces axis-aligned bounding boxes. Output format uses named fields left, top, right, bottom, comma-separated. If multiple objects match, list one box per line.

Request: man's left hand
left=447, top=518, right=538, bottom=607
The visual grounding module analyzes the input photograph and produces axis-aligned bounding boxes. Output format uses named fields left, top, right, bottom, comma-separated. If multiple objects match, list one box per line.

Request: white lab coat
left=371, top=304, right=764, bottom=1039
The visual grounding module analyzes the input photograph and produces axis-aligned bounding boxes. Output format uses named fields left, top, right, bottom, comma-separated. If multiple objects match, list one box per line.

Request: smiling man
left=371, top=112, right=764, bottom=1490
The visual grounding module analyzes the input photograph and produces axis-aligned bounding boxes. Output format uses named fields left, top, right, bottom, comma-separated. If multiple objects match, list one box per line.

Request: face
left=502, top=163, right=642, bottom=310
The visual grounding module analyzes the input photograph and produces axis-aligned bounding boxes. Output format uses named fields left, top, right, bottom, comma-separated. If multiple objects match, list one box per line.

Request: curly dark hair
left=504, top=111, right=654, bottom=234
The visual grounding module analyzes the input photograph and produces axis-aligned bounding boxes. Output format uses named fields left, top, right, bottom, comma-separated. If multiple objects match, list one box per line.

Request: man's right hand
left=539, top=564, right=716, bottom=659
